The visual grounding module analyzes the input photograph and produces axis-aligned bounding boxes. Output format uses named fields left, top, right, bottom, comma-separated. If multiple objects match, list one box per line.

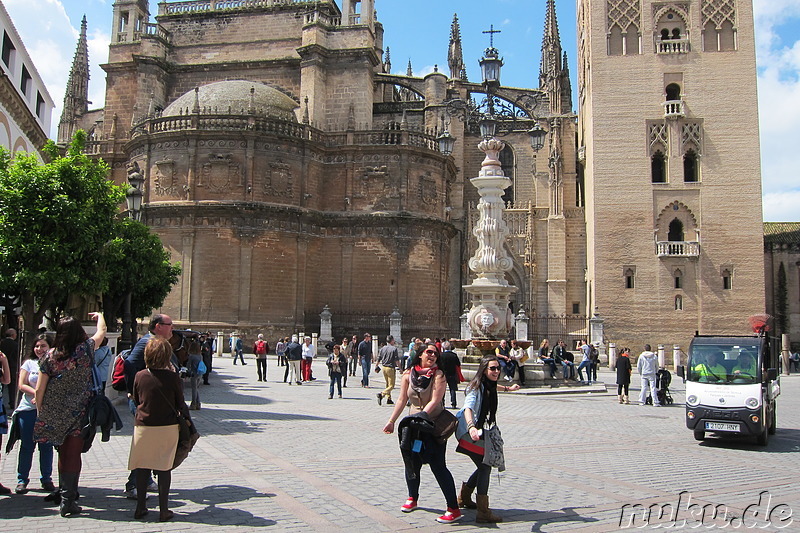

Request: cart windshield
left=687, top=343, right=760, bottom=384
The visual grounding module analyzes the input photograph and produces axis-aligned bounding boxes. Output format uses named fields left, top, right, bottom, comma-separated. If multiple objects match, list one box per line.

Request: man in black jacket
left=439, top=341, right=462, bottom=409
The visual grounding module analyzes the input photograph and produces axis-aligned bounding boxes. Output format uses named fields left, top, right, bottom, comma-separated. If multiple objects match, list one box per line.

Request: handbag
left=149, top=370, right=200, bottom=469
left=519, top=352, right=530, bottom=364
left=432, top=409, right=458, bottom=443
left=482, top=424, right=505, bottom=472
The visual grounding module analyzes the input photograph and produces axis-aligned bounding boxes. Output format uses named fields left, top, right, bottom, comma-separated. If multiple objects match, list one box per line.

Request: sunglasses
left=424, top=349, right=437, bottom=355
left=487, top=366, right=501, bottom=371
left=160, top=321, right=173, bottom=326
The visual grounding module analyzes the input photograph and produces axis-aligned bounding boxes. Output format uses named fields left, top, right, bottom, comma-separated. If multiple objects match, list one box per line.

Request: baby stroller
left=644, top=368, right=673, bottom=405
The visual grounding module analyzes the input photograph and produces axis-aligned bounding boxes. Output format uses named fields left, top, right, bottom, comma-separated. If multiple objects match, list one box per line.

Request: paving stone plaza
left=1, top=355, right=798, bottom=532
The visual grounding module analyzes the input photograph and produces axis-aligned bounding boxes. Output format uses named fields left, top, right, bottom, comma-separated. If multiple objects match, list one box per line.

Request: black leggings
left=401, top=440, right=458, bottom=508
left=617, top=383, right=629, bottom=395
left=467, top=454, right=492, bottom=495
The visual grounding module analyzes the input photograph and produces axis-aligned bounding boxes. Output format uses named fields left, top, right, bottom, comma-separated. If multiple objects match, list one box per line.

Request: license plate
left=705, top=422, right=740, bottom=432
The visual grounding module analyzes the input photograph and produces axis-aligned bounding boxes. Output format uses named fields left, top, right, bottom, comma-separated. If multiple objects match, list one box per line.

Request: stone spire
left=448, top=13, right=465, bottom=80
left=57, top=15, right=90, bottom=144
left=539, top=0, right=572, bottom=114
left=384, top=47, right=392, bottom=74
left=406, top=59, right=413, bottom=77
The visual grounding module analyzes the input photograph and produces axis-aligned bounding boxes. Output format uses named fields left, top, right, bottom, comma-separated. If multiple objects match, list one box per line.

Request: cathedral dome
left=163, top=80, right=299, bottom=121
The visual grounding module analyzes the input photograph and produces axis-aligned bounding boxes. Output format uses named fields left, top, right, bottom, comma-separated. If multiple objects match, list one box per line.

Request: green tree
left=102, top=217, right=181, bottom=337
left=0, top=131, right=125, bottom=351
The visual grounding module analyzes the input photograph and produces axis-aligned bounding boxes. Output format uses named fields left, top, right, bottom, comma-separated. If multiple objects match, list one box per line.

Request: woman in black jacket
left=616, top=348, right=632, bottom=404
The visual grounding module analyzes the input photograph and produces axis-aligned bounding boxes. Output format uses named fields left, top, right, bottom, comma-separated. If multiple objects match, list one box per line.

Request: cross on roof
left=483, top=25, right=501, bottom=48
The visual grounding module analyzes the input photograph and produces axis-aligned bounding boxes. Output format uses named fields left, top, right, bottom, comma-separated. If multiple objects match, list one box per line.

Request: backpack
left=255, top=340, right=267, bottom=355
left=589, top=344, right=599, bottom=361
left=111, top=349, right=131, bottom=391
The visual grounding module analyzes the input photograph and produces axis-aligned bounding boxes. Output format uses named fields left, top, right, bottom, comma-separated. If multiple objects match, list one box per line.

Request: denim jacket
left=456, top=385, right=483, bottom=439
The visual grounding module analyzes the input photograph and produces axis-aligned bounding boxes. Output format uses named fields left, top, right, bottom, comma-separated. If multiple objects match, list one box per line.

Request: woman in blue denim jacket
left=455, top=355, right=519, bottom=523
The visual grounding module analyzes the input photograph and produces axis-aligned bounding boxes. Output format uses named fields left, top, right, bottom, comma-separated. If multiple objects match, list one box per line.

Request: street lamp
left=120, top=162, right=145, bottom=351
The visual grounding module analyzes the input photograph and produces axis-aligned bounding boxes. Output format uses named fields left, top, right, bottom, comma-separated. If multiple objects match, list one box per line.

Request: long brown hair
left=53, top=317, right=88, bottom=360
left=30, top=333, right=54, bottom=360
left=466, top=355, right=498, bottom=392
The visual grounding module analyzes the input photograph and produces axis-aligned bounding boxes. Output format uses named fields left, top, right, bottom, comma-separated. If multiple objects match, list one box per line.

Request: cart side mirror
left=677, top=365, right=685, bottom=379
left=766, top=368, right=778, bottom=381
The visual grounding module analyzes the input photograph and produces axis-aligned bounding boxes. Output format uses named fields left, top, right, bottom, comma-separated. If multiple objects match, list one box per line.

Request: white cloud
left=763, top=191, right=800, bottom=222
left=754, top=0, right=800, bottom=218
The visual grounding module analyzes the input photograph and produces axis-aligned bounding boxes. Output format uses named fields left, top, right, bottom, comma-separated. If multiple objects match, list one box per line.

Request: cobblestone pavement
left=1, top=355, right=798, bottom=532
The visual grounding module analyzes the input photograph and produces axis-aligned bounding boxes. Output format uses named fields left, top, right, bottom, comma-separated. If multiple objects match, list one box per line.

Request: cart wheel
left=768, top=405, right=776, bottom=435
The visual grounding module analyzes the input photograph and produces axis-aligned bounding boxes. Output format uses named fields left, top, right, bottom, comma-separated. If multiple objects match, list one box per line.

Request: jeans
left=540, top=357, right=557, bottom=378
left=361, top=357, right=371, bottom=386
left=577, top=360, right=592, bottom=381
left=16, top=408, right=54, bottom=485
left=499, top=358, right=516, bottom=379
left=256, top=358, right=267, bottom=380
left=349, top=356, right=357, bottom=376
left=401, top=438, right=458, bottom=508
left=590, top=361, right=598, bottom=381
left=329, top=373, right=342, bottom=397
left=562, top=361, right=575, bottom=379
left=517, top=365, right=526, bottom=386
left=232, top=349, right=245, bottom=364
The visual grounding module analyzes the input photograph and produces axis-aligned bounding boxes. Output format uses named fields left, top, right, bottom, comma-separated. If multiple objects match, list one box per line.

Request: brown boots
left=457, top=482, right=476, bottom=509
left=476, top=494, right=503, bottom=523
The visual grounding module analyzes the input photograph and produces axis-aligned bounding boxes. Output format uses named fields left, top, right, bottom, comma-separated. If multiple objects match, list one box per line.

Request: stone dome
left=163, top=80, right=299, bottom=121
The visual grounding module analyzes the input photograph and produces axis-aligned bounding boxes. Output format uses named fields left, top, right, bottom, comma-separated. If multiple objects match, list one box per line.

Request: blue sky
left=4, top=0, right=799, bottom=221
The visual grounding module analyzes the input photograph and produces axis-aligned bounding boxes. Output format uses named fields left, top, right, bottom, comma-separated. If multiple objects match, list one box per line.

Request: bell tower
left=111, top=0, right=149, bottom=44
left=578, top=0, right=765, bottom=347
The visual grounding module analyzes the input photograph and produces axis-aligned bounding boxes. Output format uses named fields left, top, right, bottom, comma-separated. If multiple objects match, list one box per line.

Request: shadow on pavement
left=697, top=427, right=800, bottom=453
left=519, top=506, right=600, bottom=532
left=0, top=484, right=278, bottom=526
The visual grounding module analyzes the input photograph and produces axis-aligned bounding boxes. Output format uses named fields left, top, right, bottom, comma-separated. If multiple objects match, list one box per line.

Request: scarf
left=409, top=364, right=438, bottom=393
left=475, top=378, right=498, bottom=429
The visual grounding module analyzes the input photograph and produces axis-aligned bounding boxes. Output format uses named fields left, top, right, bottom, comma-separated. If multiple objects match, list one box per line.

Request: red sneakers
left=436, top=507, right=463, bottom=524
left=401, top=498, right=418, bottom=512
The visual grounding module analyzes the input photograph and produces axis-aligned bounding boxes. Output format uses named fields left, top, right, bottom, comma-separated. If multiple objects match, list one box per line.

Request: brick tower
left=578, top=0, right=765, bottom=348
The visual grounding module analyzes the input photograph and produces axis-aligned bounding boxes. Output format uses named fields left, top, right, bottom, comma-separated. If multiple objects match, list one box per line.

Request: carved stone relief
left=264, top=160, right=293, bottom=198
left=153, top=159, right=177, bottom=196
left=202, top=154, right=240, bottom=193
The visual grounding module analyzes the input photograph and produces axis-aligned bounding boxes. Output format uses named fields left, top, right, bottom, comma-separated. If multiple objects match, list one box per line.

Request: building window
left=20, top=65, right=31, bottom=98
left=36, top=91, right=45, bottom=119
left=2, top=31, right=15, bottom=68
left=625, top=268, right=635, bottom=289
left=684, top=150, right=698, bottom=182
left=572, top=302, right=580, bottom=315
left=675, top=295, right=683, bottom=310
left=674, top=269, right=683, bottom=289
left=651, top=151, right=666, bottom=183
left=722, top=269, right=732, bottom=290
left=668, top=218, right=684, bottom=241
left=500, top=144, right=515, bottom=205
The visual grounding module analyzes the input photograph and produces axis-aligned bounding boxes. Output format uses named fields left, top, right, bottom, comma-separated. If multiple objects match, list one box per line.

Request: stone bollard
left=672, top=344, right=682, bottom=371
left=657, top=344, right=665, bottom=368
left=609, top=342, right=617, bottom=370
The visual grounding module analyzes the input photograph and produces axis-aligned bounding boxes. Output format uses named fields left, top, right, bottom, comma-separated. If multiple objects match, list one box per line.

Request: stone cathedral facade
left=58, top=0, right=764, bottom=349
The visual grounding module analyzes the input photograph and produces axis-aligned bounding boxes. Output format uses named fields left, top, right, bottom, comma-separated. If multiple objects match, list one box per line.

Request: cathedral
left=57, top=0, right=764, bottom=350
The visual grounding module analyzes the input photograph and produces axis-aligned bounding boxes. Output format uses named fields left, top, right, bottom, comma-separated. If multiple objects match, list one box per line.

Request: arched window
left=661, top=28, right=670, bottom=41
left=668, top=218, right=684, bottom=241
left=674, top=268, right=683, bottom=289
left=684, top=150, right=698, bottom=182
left=671, top=28, right=681, bottom=39
left=651, top=151, right=666, bottom=183
left=625, top=268, right=635, bottom=289
left=666, top=83, right=681, bottom=101
left=675, top=295, right=683, bottom=310
left=500, top=144, right=515, bottom=205
left=722, top=269, right=732, bottom=290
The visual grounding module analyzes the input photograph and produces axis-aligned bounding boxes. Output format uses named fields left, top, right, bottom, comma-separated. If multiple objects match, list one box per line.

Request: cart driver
left=732, top=351, right=758, bottom=379
left=694, top=351, right=727, bottom=382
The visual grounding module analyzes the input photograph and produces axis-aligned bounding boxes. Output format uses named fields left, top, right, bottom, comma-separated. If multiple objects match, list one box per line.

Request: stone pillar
left=312, top=333, right=318, bottom=355
left=216, top=332, right=224, bottom=356
left=389, top=307, right=402, bottom=347
left=673, top=344, right=682, bottom=371
left=782, top=333, right=791, bottom=376
left=608, top=342, right=617, bottom=370
left=657, top=344, right=665, bottom=368
left=515, top=308, right=529, bottom=341
left=320, top=305, right=333, bottom=343
left=589, top=312, right=606, bottom=363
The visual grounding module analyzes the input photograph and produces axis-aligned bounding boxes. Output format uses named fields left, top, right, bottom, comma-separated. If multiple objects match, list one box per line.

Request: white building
left=0, top=1, right=54, bottom=156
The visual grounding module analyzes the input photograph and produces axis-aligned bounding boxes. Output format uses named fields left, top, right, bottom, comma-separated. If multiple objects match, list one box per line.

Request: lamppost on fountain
left=437, top=34, right=547, bottom=342
left=119, top=162, right=144, bottom=351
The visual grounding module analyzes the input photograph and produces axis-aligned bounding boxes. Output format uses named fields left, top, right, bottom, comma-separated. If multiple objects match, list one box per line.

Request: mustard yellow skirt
left=128, top=424, right=179, bottom=471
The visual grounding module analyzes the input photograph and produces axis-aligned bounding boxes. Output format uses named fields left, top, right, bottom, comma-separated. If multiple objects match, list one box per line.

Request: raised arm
left=89, top=312, right=107, bottom=346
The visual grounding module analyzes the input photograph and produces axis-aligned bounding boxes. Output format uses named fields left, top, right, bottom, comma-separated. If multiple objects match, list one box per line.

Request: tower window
left=625, top=268, right=636, bottom=289
left=651, top=151, right=666, bottom=183
left=722, top=269, right=732, bottom=290
left=674, top=269, right=683, bottom=289
left=668, top=218, right=684, bottom=241
left=684, top=150, right=698, bottom=182
left=666, top=84, right=681, bottom=101
left=572, top=302, right=581, bottom=314
left=675, top=295, right=683, bottom=310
